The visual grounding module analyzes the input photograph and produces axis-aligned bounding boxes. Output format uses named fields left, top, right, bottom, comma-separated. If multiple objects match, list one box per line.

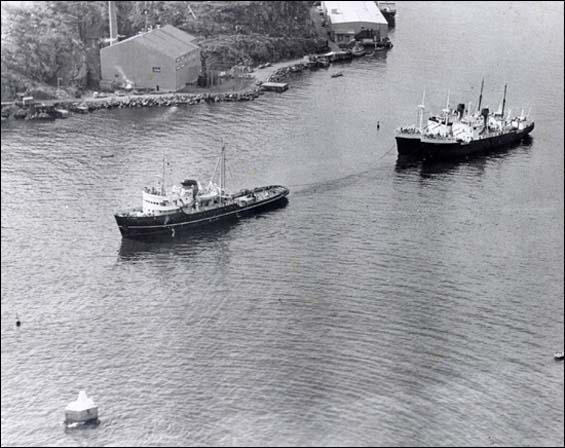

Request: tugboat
left=395, top=81, right=535, bottom=159
left=114, top=146, right=289, bottom=239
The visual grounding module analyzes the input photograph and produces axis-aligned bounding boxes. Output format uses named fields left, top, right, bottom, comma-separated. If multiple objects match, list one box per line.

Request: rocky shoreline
left=265, top=61, right=311, bottom=83
left=1, top=58, right=331, bottom=122
left=68, top=89, right=264, bottom=112
left=1, top=88, right=265, bottom=121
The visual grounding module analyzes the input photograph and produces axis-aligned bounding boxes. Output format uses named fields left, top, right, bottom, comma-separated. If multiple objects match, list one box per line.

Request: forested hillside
left=1, top=1, right=325, bottom=100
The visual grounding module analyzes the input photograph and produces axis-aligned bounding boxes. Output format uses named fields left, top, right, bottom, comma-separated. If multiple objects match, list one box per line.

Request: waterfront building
left=321, top=1, right=388, bottom=46
left=100, top=24, right=201, bottom=92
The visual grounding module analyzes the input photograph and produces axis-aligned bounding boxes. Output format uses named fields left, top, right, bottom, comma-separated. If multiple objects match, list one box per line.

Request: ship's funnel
left=481, top=107, right=489, bottom=127
left=457, top=103, right=465, bottom=119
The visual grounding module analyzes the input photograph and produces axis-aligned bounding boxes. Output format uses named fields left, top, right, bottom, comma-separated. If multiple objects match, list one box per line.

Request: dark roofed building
left=100, top=24, right=201, bottom=91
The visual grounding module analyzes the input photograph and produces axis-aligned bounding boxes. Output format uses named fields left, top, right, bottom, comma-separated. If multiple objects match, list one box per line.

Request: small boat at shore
left=114, top=145, right=289, bottom=239
left=375, top=37, right=394, bottom=51
left=331, top=72, right=343, bottom=78
left=377, top=1, right=397, bottom=24
left=351, top=42, right=366, bottom=57
left=26, top=111, right=55, bottom=121
left=54, top=108, right=69, bottom=118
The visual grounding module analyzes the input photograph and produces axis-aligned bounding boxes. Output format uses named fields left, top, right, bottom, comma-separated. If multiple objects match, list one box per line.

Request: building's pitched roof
left=323, top=1, right=388, bottom=26
left=160, top=24, right=198, bottom=44
left=102, top=24, right=199, bottom=58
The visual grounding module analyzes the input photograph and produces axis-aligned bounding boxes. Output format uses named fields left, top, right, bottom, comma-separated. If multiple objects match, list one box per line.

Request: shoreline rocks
left=1, top=88, right=265, bottom=121
left=2, top=57, right=332, bottom=122
left=266, top=62, right=310, bottom=83
left=66, top=89, right=264, bottom=113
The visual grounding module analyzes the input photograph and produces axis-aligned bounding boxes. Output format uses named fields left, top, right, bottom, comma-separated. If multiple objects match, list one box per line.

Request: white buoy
left=65, top=391, right=99, bottom=425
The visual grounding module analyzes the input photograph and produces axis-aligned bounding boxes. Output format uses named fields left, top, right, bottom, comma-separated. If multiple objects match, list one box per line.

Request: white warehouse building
left=321, top=1, right=388, bottom=45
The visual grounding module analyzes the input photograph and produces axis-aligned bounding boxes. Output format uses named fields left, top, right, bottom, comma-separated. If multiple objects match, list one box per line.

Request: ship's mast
left=477, top=78, right=484, bottom=112
left=417, top=89, right=426, bottom=131
left=501, top=84, right=507, bottom=118
left=443, top=90, right=450, bottom=131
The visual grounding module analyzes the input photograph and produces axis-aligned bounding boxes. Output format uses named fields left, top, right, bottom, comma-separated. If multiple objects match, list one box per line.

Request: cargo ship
left=114, top=146, right=289, bottom=239
left=395, top=82, right=535, bottom=160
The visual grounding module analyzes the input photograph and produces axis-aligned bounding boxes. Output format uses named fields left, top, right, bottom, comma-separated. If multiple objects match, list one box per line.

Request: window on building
left=152, top=66, right=161, bottom=73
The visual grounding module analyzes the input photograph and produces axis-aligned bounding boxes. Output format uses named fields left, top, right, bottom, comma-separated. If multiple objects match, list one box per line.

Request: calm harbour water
left=1, top=2, right=563, bottom=446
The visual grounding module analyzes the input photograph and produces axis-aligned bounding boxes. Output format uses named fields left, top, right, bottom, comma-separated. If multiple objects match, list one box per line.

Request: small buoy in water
left=65, top=391, right=99, bottom=426
left=377, top=121, right=380, bottom=130
left=16, top=314, right=21, bottom=327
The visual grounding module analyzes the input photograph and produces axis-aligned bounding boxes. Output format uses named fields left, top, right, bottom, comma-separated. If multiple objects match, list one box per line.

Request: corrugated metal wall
left=101, top=41, right=201, bottom=91
left=174, top=48, right=201, bottom=90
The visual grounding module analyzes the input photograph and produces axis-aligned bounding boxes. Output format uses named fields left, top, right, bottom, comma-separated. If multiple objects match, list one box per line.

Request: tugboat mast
left=220, top=144, right=226, bottom=206
left=161, top=154, right=166, bottom=196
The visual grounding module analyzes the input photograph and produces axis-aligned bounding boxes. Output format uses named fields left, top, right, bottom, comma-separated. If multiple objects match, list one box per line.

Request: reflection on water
left=117, top=222, right=240, bottom=261
left=394, top=137, right=534, bottom=178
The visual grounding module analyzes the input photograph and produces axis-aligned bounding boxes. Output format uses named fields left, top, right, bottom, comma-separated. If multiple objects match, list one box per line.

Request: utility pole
left=108, top=1, right=118, bottom=45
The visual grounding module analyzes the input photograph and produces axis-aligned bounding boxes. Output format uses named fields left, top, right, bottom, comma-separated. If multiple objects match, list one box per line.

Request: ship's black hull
left=115, top=186, right=289, bottom=239
left=396, top=123, right=534, bottom=160
left=395, top=134, right=423, bottom=156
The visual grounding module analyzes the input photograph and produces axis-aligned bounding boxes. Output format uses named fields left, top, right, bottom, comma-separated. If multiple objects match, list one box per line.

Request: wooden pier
left=261, top=82, right=289, bottom=93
